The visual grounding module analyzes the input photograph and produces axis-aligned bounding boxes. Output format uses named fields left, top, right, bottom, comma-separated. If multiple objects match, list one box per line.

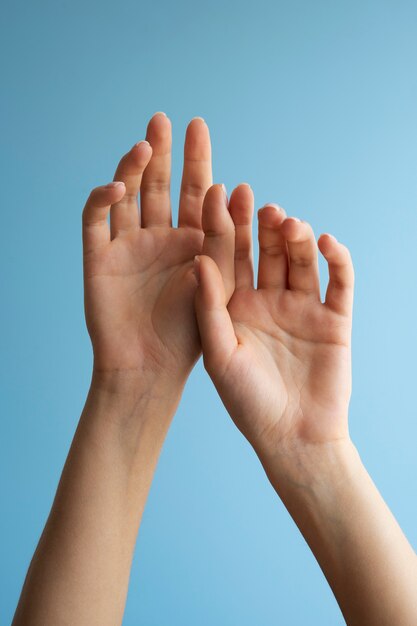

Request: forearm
left=13, top=370, right=183, bottom=626
left=260, top=438, right=417, bottom=626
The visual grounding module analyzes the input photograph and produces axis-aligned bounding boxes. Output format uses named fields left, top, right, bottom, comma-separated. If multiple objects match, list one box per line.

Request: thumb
left=194, top=255, right=238, bottom=377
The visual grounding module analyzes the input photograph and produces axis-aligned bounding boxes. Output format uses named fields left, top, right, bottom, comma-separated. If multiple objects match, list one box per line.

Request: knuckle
left=203, top=228, right=232, bottom=238
left=114, top=191, right=137, bottom=206
left=141, top=179, right=170, bottom=195
left=260, top=243, right=285, bottom=257
left=181, top=181, right=206, bottom=198
left=234, top=247, right=250, bottom=261
left=291, top=255, right=314, bottom=268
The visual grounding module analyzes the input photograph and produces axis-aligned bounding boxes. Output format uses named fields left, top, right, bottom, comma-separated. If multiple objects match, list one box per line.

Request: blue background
left=1, top=1, right=417, bottom=624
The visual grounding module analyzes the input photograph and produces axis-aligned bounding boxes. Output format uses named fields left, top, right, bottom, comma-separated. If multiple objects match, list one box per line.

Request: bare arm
left=194, top=195, right=417, bottom=625
left=262, top=439, right=417, bottom=625
left=12, top=113, right=233, bottom=625
left=12, top=373, right=182, bottom=626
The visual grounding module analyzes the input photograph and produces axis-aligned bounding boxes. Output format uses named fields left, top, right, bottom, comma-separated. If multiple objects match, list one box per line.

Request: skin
left=194, top=192, right=417, bottom=625
left=12, top=113, right=236, bottom=626
left=12, top=111, right=416, bottom=625
left=195, top=200, right=353, bottom=452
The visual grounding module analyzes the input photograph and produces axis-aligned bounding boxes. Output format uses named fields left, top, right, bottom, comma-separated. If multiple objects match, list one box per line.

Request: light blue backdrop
left=1, top=1, right=417, bottom=624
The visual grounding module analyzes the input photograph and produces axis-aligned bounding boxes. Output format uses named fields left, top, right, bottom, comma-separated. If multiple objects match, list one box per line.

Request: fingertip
left=204, top=183, right=227, bottom=207
left=182, top=116, right=211, bottom=170
left=111, top=179, right=127, bottom=197
left=184, top=116, right=210, bottom=147
left=258, top=203, right=286, bottom=227
left=188, top=116, right=207, bottom=128
left=130, top=139, right=153, bottom=164
left=114, top=141, right=153, bottom=183
left=198, top=253, right=220, bottom=276
left=230, top=182, right=254, bottom=203
left=320, top=234, right=354, bottom=313
left=260, top=202, right=284, bottom=210
left=320, top=232, right=335, bottom=239
left=146, top=112, right=172, bottom=146
left=281, top=216, right=311, bottom=241
left=131, top=139, right=152, bottom=151
left=89, top=181, right=125, bottom=205
left=110, top=181, right=126, bottom=199
left=105, top=181, right=125, bottom=190
left=280, top=215, right=300, bottom=230
left=233, top=182, right=252, bottom=193
left=318, top=234, right=352, bottom=265
left=194, top=254, right=224, bottom=304
left=318, top=232, right=337, bottom=254
left=229, top=184, right=254, bottom=219
left=320, top=234, right=354, bottom=280
left=151, top=111, right=169, bottom=122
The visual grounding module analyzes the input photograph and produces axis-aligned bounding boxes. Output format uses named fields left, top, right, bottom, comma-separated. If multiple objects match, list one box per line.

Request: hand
left=12, top=115, right=241, bottom=626
left=194, top=200, right=417, bottom=626
left=82, top=113, right=235, bottom=395
left=194, top=193, right=354, bottom=461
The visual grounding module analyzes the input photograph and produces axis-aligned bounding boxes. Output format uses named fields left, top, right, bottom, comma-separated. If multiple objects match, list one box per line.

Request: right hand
left=194, top=189, right=355, bottom=464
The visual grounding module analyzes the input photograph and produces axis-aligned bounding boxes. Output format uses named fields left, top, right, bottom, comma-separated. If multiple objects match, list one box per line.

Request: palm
left=82, top=114, right=214, bottom=384
left=197, top=203, right=354, bottom=454
left=221, top=288, right=351, bottom=448
left=84, top=226, right=203, bottom=377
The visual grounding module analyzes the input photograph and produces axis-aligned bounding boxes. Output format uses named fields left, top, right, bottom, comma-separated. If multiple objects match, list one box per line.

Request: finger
left=257, top=204, right=288, bottom=290
left=178, top=117, right=212, bottom=229
left=194, top=255, right=238, bottom=377
left=201, top=184, right=235, bottom=300
left=228, top=183, right=254, bottom=290
left=82, top=182, right=125, bottom=254
left=140, top=112, right=172, bottom=227
left=318, top=234, right=354, bottom=315
left=110, top=140, right=152, bottom=238
left=280, top=217, right=320, bottom=296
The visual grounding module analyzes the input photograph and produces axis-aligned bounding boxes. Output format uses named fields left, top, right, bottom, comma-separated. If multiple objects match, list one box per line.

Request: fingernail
left=153, top=111, right=167, bottom=117
left=193, top=255, right=201, bottom=284
left=106, top=181, right=125, bottom=188
left=290, top=216, right=301, bottom=222
left=221, top=184, right=228, bottom=205
left=262, top=202, right=284, bottom=212
left=192, top=116, right=205, bottom=123
left=240, top=182, right=252, bottom=189
left=133, top=140, right=150, bottom=149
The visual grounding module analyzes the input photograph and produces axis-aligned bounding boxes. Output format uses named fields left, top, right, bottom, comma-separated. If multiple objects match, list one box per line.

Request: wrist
left=79, top=368, right=186, bottom=469
left=90, top=363, right=186, bottom=398
left=89, top=363, right=189, bottom=425
left=258, top=436, right=361, bottom=513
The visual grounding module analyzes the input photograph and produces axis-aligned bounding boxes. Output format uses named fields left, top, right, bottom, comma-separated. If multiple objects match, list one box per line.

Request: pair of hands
left=13, top=113, right=415, bottom=626
left=82, top=112, right=354, bottom=465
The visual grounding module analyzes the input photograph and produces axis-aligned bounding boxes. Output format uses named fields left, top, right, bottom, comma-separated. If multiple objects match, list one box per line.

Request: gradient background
left=1, top=1, right=417, bottom=624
